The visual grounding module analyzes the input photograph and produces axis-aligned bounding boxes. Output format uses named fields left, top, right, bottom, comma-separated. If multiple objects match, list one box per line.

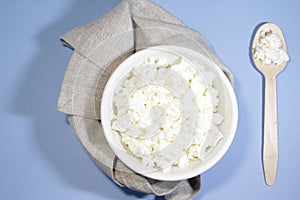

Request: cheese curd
left=111, top=56, right=223, bottom=172
left=253, top=29, right=289, bottom=65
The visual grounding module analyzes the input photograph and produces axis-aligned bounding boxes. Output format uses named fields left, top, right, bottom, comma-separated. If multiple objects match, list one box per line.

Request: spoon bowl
left=251, top=22, right=288, bottom=186
left=252, top=23, right=288, bottom=75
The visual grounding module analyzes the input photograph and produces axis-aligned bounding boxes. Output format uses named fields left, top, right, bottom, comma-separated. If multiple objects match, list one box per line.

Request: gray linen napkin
left=58, top=0, right=234, bottom=199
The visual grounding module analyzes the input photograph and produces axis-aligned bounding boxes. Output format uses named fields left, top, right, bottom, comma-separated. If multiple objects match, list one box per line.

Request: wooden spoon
left=251, top=23, right=288, bottom=186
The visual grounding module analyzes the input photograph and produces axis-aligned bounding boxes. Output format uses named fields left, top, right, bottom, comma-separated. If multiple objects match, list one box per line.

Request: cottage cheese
left=253, top=29, right=289, bottom=65
left=111, top=57, right=223, bottom=172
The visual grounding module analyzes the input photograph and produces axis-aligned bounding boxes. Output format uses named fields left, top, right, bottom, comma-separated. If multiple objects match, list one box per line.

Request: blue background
left=1, top=0, right=299, bottom=199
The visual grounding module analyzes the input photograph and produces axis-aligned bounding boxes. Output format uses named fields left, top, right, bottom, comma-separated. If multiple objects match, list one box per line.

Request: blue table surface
left=1, top=0, right=299, bottom=199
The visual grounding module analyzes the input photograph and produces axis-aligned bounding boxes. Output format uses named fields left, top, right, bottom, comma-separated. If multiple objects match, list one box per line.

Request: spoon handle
left=263, top=74, right=278, bottom=186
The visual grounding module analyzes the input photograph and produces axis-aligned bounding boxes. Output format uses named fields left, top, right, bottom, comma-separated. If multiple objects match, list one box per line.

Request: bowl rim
left=101, top=45, right=238, bottom=181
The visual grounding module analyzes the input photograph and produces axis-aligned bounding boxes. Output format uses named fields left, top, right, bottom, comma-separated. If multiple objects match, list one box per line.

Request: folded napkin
left=58, top=0, right=234, bottom=199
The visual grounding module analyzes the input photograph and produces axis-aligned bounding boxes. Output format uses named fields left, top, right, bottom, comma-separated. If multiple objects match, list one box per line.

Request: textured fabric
left=58, top=0, right=234, bottom=199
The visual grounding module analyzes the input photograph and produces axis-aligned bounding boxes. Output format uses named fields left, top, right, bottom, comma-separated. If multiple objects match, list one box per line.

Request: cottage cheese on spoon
left=253, top=29, right=289, bottom=65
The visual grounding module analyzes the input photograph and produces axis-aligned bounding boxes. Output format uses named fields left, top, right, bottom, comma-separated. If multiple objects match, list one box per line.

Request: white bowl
left=101, top=45, right=238, bottom=181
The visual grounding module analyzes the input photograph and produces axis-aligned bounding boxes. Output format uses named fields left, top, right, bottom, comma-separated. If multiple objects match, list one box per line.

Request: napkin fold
left=58, top=0, right=234, bottom=199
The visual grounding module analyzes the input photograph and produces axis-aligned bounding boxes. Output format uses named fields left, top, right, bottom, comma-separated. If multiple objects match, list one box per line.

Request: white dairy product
left=253, top=29, right=289, bottom=65
left=111, top=56, right=223, bottom=172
